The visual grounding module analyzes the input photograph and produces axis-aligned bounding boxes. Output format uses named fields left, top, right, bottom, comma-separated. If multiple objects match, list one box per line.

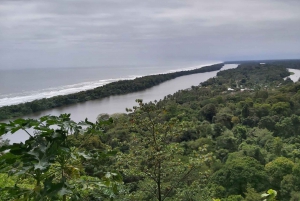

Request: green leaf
left=0, top=123, right=9, bottom=136
left=267, top=189, right=277, bottom=196
left=34, top=160, right=50, bottom=171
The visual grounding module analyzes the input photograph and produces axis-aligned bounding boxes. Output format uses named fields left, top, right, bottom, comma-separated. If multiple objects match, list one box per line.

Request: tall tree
left=116, top=100, right=213, bottom=201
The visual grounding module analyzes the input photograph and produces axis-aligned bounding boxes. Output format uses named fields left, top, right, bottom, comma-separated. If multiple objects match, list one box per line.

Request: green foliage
left=223, top=195, right=243, bottom=201
left=238, top=143, right=266, bottom=164
left=243, top=185, right=261, bottom=201
left=232, top=125, right=247, bottom=143
left=216, top=130, right=237, bottom=152
left=115, top=100, right=214, bottom=201
left=201, top=103, right=217, bottom=122
left=261, top=189, right=277, bottom=201
left=290, top=191, right=300, bottom=201
left=2, top=61, right=300, bottom=200
left=254, top=103, right=271, bottom=118
left=210, top=156, right=268, bottom=196
left=258, top=116, right=276, bottom=131
left=0, top=173, right=35, bottom=200
left=271, top=102, right=291, bottom=115
left=265, top=157, right=294, bottom=189
left=275, top=115, right=300, bottom=138
left=214, top=63, right=290, bottom=89
left=0, top=114, right=122, bottom=200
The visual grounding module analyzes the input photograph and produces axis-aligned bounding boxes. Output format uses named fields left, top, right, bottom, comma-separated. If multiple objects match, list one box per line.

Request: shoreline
left=0, top=62, right=220, bottom=107
left=0, top=63, right=224, bottom=121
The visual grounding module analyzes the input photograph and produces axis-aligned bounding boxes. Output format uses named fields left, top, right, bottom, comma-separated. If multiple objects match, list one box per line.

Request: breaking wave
left=0, top=62, right=221, bottom=107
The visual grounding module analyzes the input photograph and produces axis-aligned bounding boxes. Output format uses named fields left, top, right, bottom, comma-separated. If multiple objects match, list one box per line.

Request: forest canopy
left=1, top=62, right=300, bottom=200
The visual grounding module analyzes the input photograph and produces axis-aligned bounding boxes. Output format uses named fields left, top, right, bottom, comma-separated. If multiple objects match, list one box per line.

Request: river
left=287, top=68, right=300, bottom=82
left=3, top=64, right=238, bottom=143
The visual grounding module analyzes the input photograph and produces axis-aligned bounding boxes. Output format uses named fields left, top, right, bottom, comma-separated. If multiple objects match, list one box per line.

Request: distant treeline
left=225, top=59, right=300, bottom=69
left=0, top=63, right=224, bottom=121
left=201, top=63, right=291, bottom=93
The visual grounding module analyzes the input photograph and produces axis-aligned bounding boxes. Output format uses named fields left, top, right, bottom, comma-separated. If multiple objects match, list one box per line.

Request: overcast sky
left=0, top=0, right=299, bottom=69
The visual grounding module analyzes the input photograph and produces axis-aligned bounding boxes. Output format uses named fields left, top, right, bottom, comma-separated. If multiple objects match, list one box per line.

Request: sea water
left=2, top=64, right=240, bottom=143
left=0, top=62, right=218, bottom=107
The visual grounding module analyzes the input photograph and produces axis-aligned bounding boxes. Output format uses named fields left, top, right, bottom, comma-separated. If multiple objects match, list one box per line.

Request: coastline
left=0, top=63, right=224, bottom=121
left=0, top=62, right=221, bottom=107
left=3, top=64, right=240, bottom=144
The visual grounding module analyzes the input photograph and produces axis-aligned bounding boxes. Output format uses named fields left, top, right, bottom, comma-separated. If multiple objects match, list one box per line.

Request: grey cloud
left=0, top=0, right=299, bottom=69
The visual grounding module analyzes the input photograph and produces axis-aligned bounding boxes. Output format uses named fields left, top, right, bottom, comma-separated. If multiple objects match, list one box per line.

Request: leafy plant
left=116, top=100, right=214, bottom=201
left=261, top=189, right=277, bottom=201
left=0, top=114, right=122, bottom=200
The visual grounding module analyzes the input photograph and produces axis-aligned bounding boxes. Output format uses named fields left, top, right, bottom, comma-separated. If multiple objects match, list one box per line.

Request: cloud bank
left=0, top=0, right=299, bottom=69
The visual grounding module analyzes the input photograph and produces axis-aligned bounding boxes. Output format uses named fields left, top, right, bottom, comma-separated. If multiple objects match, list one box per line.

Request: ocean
left=2, top=63, right=239, bottom=143
left=0, top=62, right=219, bottom=107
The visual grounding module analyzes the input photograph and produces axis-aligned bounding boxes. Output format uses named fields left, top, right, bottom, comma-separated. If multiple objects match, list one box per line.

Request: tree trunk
left=158, top=161, right=162, bottom=201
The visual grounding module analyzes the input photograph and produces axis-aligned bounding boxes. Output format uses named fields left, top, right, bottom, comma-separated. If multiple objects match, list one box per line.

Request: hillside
left=1, top=63, right=300, bottom=200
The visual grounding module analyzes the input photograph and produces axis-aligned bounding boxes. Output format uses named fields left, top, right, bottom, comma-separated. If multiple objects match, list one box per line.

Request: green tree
left=271, top=102, right=290, bottom=116
left=216, top=130, right=237, bottom=152
left=254, top=103, right=271, bottom=118
left=258, top=116, right=276, bottom=131
left=232, top=125, right=247, bottom=144
left=275, top=115, right=300, bottom=138
left=223, top=195, right=243, bottom=201
left=201, top=103, right=217, bottom=122
left=210, top=156, right=268, bottom=197
left=280, top=174, right=294, bottom=200
left=243, top=185, right=261, bottom=201
left=238, top=143, right=266, bottom=165
left=265, top=157, right=294, bottom=190
left=213, top=113, right=233, bottom=129
left=0, top=114, right=122, bottom=200
left=116, top=100, right=213, bottom=201
left=241, top=104, right=250, bottom=118
left=290, top=191, right=300, bottom=201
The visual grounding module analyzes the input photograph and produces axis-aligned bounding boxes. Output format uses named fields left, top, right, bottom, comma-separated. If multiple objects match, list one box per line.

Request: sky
left=0, top=0, right=299, bottom=69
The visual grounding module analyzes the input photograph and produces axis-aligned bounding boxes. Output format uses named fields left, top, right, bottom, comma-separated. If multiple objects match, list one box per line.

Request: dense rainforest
left=225, top=59, right=300, bottom=69
left=0, top=63, right=223, bottom=121
left=1, top=62, right=300, bottom=200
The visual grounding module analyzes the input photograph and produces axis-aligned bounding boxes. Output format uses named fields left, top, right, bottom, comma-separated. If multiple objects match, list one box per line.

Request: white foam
left=0, top=62, right=222, bottom=107
left=0, top=76, right=136, bottom=107
left=164, top=63, right=220, bottom=74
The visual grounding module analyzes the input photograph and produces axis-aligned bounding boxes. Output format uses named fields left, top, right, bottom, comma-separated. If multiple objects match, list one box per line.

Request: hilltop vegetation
left=225, top=59, right=300, bottom=69
left=2, top=62, right=300, bottom=200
